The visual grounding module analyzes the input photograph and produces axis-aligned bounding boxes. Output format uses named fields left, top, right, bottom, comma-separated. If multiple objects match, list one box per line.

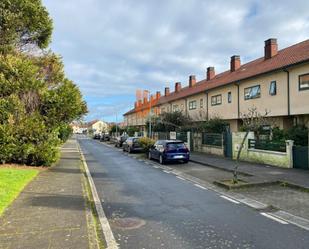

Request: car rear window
left=166, top=143, right=186, bottom=150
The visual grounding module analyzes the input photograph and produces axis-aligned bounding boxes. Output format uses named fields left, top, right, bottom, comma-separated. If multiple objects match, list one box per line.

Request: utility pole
left=115, top=110, right=118, bottom=137
left=147, top=90, right=152, bottom=138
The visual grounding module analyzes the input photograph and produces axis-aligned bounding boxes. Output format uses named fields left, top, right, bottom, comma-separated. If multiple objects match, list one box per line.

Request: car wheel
left=148, top=152, right=152, bottom=160
left=159, top=155, right=165, bottom=165
left=183, top=160, right=189, bottom=164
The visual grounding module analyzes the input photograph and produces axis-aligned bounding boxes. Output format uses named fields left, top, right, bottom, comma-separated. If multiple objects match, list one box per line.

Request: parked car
left=122, top=137, right=143, bottom=153
left=148, top=140, right=190, bottom=164
left=115, top=134, right=128, bottom=147
left=93, top=133, right=101, bottom=140
left=100, top=133, right=110, bottom=141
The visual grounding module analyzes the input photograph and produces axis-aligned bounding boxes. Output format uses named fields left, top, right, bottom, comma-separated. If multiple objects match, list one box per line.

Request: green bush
left=58, top=124, right=73, bottom=142
left=202, top=117, right=229, bottom=133
left=272, top=125, right=308, bottom=146
left=138, top=137, right=155, bottom=153
left=286, top=125, right=308, bottom=146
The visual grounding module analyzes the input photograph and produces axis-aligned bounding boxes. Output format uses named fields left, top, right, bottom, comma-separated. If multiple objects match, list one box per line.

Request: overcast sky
left=43, top=0, right=309, bottom=122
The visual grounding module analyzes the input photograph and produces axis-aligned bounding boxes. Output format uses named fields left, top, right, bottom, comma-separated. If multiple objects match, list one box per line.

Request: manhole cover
left=111, top=217, right=146, bottom=230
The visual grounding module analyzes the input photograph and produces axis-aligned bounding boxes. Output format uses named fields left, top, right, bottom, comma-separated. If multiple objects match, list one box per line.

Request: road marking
left=261, top=212, right=288, bottom=225
left=163, top=170, right=171, bottom=174
left=176, top=176, right=186, bottom=181
left=194, top=184, right=208, bottom=190
left=238, top=198, right=268, bottom=210
left=270, top=211, right=309, bottom=231
left=78, top=143, right=119, bottom=249
left=220, top=195, right=240, bottom=204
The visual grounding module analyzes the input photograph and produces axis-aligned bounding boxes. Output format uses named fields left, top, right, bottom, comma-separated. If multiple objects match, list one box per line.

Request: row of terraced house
left=124, top=38, right=309, bottom=133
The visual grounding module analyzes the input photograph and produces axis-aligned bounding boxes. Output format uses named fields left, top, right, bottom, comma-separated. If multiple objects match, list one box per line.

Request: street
left=78, top=136, right=309, bottom=249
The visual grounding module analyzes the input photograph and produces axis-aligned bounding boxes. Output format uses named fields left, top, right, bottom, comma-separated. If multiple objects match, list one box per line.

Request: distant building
left=87, top=120, right=109, bottom=134
left=71, top=120, right=109, bottom=134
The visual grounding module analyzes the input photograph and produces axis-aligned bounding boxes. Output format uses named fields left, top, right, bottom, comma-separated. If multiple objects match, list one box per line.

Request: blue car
left=148, top=140, right=190, bottom=164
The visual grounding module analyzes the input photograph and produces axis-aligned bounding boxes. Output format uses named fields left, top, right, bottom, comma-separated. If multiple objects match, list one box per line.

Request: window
left=173, top=104, right=179, bottom=112
left=200, top=98, right=203, bottom=108
left=189, top=100, right=197, bottom=110
left=228, top=92, right=232, bottom=103
left=269, top=81, right=277, bottom=95
left=211, top=94, right=222, bottom=106
left=244, top=85, right=261, bottom=100
left=299, top=73, right=309, bottom=90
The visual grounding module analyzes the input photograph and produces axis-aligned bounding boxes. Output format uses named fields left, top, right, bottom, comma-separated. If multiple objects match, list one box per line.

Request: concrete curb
left=189, top=158, right=253, bottom=176
left=77, top=141, right=119, bottom=249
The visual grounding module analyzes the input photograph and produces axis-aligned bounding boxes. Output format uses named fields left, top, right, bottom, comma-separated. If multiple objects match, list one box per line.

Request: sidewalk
left=0, top=139, right=98, bottom=249
left=190, top=152, right=309, bottom=189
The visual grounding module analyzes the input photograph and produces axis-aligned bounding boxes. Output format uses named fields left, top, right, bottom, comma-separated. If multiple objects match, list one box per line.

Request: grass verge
left=0, top=167, right=39, bottom=215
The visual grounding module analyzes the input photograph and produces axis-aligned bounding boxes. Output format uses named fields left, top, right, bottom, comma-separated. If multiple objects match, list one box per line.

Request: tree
left=149, top=111, right=192, bottom=132
left=0, top=0, right=53, bottom=53
left=0, top=1, right=87, bottom=166
left=0, top=53, right=87, bottom=165
left=233, top=107, right=270, bottom=183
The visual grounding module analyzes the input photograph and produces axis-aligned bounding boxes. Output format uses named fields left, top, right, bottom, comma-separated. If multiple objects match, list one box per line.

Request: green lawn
left=0, top=168, right=39, bottom=215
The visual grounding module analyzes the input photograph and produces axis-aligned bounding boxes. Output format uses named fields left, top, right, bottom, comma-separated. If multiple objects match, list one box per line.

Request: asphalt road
left=78, top=136, right=309, bottom=249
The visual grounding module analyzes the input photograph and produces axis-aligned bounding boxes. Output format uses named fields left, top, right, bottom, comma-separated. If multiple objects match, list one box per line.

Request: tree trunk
left=233, top=130, right=249, bottom=183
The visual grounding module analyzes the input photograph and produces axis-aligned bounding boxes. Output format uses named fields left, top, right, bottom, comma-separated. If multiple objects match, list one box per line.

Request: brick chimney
left=138, top=99, right=142, bottom=107
left=156, top=91, right=161, bottom=99
left=264, top=38, right=278, bottom=59
left=143, top=97, right=148, bottom=104
left=189, top=75, right=196, bottom=87
left=207, top=67, right=215, bottom=80
left=150, top=95, right=154, bottom=102
left=175, top=82, right=182, bottom=92
left=165, top=87, right=170, bottom=96
left=230, top=55, right=241, bottom=72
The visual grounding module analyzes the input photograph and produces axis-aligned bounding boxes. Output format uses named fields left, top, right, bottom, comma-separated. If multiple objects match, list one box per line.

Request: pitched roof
left=123, top=109, right=135, bottom=116
left=156, top=39, right=309, bottom=105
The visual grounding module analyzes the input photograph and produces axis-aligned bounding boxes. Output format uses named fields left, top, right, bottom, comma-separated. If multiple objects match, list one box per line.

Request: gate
left=293, top=146, right=309, bottom=169
left=224, top=132, right=233, bottom=158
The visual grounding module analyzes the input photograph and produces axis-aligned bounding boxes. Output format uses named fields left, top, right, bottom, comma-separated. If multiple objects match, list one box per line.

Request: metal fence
left=202, top=133, right=223, bottom=147
left=248, top=139, right=286, bottom=152
left=176, top=132, right=188, bottom=142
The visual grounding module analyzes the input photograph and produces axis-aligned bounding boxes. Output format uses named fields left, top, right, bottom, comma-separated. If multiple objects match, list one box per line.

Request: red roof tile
left=156, top=39, right=309, bottom=105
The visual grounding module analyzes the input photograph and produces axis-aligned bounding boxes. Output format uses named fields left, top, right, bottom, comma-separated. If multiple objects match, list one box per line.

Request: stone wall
left=232, top=132, right=293, bottom=168
left=192, top=133, right=224, bottom=156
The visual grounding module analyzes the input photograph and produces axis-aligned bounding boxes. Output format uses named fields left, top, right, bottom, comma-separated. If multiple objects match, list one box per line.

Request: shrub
left=58, top=124, right=73, bottom=142
left=138, top=137, right=155, bottom=153
left=272, top=125, right=308, bottom=146
left=286, top=125, right=308, bottom=146
left=202, top=117, right=229, bottom=133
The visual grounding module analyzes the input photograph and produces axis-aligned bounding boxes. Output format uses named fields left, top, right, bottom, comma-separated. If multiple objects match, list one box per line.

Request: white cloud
left=43, top=0, right=309, bottom=121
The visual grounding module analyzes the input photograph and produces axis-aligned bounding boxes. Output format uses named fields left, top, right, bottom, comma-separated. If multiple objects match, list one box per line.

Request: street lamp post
left=148, top=91, right=152, bottom=138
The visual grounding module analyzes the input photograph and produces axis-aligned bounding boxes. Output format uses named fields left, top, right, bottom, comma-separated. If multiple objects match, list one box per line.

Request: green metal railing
left=248, top=139, right=286, bottom=152
left=202, top=133, right=223, bottom=147
left=176, top=132, right=188, bottom=142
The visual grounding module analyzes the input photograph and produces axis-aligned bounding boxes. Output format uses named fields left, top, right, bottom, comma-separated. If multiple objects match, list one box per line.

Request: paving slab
left=0, top=139, right=95, bottom=249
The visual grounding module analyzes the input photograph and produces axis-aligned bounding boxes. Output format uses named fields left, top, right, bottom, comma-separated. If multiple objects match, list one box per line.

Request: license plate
left=174, top=155, right=184, bottom=159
